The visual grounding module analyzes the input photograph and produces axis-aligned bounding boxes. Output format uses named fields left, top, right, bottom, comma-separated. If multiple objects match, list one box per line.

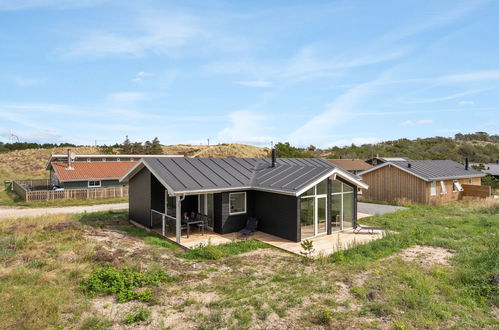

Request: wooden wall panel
left=360, top=165, right=428, bottom=204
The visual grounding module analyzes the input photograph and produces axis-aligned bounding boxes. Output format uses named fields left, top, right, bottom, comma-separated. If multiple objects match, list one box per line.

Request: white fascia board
left=120, top=160, right=177, bottom=195
left=294, top=168, right=368, bottom=196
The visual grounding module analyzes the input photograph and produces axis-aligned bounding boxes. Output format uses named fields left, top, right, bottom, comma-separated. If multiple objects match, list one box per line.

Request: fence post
left=162, top=214, right=165, bottom=236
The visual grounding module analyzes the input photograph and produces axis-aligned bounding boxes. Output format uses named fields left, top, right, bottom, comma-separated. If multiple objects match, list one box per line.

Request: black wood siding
left=252, top=191, right=299, bottom=242
left=215, top=191, right=253, bottom=234
left=150, top=175, right=165, bottom=214
left=129, top=167, right=152, bottom=227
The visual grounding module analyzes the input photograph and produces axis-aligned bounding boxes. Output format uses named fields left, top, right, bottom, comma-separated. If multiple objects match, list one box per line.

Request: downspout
left=175, top=194, right=186, bottom=243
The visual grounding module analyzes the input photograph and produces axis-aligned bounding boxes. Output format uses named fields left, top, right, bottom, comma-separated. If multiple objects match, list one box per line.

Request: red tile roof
left=51, top=161, right=136, bottom=181
left=328, top=159, right=372, bottom=171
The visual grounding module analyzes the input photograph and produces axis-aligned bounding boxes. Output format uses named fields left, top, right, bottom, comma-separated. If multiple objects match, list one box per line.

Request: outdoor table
left=184, top=219, right=205, bottom=238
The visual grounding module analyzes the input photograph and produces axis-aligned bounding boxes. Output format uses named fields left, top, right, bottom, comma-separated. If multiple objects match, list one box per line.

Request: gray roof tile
left=140, top=157, right=356, bottom=194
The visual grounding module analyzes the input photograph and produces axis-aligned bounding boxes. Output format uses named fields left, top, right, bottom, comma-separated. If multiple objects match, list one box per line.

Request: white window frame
left=453, top=180, right=464, bottom=192
left=430, top=181, right=437, bottom=196
left=229, top=192, right=247, bottom=215
left=88, top=180, right=101, bottom=188
left=440, top=181, right=447, bottom=194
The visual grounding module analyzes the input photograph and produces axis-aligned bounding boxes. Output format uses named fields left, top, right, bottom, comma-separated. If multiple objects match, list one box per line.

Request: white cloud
left=234, top=80, right=273, bottom=88
left=217, top=110, right=273, bottom=145
left=458, top=100, right=474, bottom=106
left=0, top=0, right=106, bottom=11
left=435, top=70, right=499, bottom=84
left=400, top=120, right=414, bottom=127
left=106, top=92, right=146, bottom=104
left=13, top=76, right=45, bottom=87
left=132, top=71, right=153, bottom=83
left=59, top=14, right=207, bottom=58
left=288, top=77, right=382, bottom=146
left=400, top=119, right=433, bottom=126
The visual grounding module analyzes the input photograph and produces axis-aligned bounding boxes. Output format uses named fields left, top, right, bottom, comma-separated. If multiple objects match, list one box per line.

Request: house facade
left=120, top=156, right=368, bottom=243
left=359, top=159, right=485, bottom=204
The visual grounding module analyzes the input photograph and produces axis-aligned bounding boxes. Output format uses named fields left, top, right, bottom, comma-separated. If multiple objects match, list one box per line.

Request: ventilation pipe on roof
left=465, top=158, right=469, bottom=171
left=66, top=148, right=73, bottom=170
left=407, top=163, right=412, bottom=168
left=271, top=148, right=276, bottom=168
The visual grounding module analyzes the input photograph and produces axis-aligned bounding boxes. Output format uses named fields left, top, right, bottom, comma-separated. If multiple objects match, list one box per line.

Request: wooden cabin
left=359, top=159, right=488, bottom=204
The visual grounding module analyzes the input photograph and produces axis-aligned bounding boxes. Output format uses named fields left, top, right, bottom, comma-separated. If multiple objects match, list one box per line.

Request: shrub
left=81, top=266, right=173, bottom=302
left=123, top=307, right=151, bottom=324
left=314, top=307, right=333, bottom=325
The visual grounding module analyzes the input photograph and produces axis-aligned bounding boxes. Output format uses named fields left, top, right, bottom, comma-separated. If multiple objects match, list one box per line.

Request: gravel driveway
left=0, top=203, right=128, bottom=220
left=357, top=202, right=406, bottom=216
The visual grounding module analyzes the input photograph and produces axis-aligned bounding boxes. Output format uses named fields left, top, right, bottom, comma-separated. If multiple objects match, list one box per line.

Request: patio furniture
left=196, top=214, right=208, bottom=235
left=239, top=217, right=258, bottom=237
left=353, top=224, right=384, bottom=234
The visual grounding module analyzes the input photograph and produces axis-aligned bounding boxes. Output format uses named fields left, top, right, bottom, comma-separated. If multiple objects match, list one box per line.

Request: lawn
left=0, top=200, right=497, bottom=329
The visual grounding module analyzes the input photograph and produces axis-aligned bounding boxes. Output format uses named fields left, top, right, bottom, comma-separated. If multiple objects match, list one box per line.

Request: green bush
left=314, top=307, right=333, bottom=325
left=81, top=266, right=174, bottom=302
left=123, top=307, right=151, bottom=324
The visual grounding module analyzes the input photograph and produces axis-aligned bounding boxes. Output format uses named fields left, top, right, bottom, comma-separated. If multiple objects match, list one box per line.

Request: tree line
left=99, top=137, right=163, bottom=155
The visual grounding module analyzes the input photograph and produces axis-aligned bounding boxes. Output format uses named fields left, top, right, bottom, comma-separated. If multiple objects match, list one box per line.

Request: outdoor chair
left=353, top=224, right=384, bottom=234
left=196, top=214, right=208, bottom=235
left=180, top=220, right=190, bottom=238
left=190, top=211, right=197, bottom=220
left=239, top=217, right=258, bottom=237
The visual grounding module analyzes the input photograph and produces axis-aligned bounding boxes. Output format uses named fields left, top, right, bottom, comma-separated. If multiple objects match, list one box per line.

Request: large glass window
left=342, top=192, right=354, bottom=229
left=229, top=192, right=246, bottom=215
left=300, top=197, right=315, bottom=239
left=331, top=194, right=341, bottom=231
left=316, top=180, right=327, bottom=195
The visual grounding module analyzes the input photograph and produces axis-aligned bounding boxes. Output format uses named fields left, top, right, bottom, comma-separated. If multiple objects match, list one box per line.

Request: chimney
left=465, top=158, right=469, bottom=171
left=271, top=148, right=276, bottom=168
left=67, top=148, right=73, bottom=170
left=407, top=163, right=411, bottom=168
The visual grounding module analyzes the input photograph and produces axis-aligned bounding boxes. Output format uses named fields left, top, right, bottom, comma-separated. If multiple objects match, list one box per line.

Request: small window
left=87, top=158, right=91, bottom=162
left=88, top=180, right=101, bottom=188
left=440, top=181, right=447, bottom=194
left=453, top=180, right=464, bottom=192
left=229, top=192, right=246, bottom=215
left=430, top=181, right=437, bottom=196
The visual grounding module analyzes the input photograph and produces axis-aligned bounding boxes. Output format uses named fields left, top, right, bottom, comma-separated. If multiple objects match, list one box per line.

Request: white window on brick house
left=440, top=181, right=447, bottom=194
left=430, top=181, right=437, bottom=196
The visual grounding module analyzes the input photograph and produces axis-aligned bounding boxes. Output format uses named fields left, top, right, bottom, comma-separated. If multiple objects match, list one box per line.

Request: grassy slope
left=0, top=200, right=498, bottom=329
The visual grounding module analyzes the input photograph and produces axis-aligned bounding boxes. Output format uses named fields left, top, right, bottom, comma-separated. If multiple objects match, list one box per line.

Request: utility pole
left=207, top=138, right=210, bottom=146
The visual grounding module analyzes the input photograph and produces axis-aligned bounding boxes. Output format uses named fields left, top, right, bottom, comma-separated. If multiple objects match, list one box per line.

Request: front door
left=316, top=196, right=327, bottom=235
left=198, top=194, right=214, bottom=230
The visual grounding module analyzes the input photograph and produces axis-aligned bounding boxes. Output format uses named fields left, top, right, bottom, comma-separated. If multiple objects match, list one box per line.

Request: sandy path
left=0, top=203, right=128, bottom=219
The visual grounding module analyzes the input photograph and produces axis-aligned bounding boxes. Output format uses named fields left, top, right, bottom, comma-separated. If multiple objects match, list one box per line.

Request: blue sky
left=0, top=0, right=498, bottom=147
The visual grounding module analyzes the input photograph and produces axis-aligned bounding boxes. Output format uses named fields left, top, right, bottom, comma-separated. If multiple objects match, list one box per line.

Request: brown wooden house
left=359, top=159, right=488, bottom=204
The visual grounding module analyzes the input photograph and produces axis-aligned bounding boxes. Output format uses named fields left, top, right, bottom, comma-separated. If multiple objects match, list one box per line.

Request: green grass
left=176, top=240, right=270, bottom=260
left=0, top=201, right=498, bottom=329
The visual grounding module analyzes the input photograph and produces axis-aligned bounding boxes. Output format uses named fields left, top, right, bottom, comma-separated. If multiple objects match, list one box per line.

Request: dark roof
left=360, top=160, right=485, bottom=181
left=470, top=163, right=499, bottom=176
left=327, top=159, right=372, bottom=171
left=122, top=157, right=367, bottom=195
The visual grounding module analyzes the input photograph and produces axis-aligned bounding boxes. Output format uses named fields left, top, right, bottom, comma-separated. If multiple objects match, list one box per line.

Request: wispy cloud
left=0, top=0, right=107, bottom=11
left=58, top=13, right=207, bottom=58
left=12, top=76, right=45, bottom=87
left=217, top=110, right=274, bottom=145
left=234, top=80, right=273, bottom=88
left=458, top=100, right=474, bottom=106
left=325, top=137, right=381, bottom=147
left=404, top=88, right=491, bottom=104
left=400, top=119, right=434, bottom=127
left=132, top=71, right=153, bottom=84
